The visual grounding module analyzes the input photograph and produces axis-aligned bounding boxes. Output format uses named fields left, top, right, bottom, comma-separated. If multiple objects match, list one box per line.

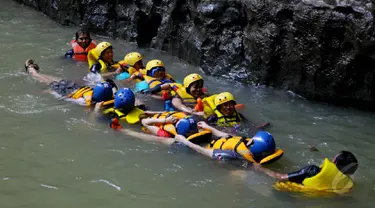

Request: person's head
left=249, top=131, right=276, bottom=162
left=332, top=151, right=358, bottom=175
left=124, top=52, right=144, bottom=70
left=146, top=60, right=166, bottom=80
left=176, top=117, right=198, bottom=137
left=183, top=73, right=204, bottom=98
left=75, top=29, right=92, bottom=49
left=95, top=42, right=113, bottom=64
left=214, top=92, right=237, bottom=116
left=114, top=88, right=136, bottom=113
left=92, top=81, right=115, bottom=103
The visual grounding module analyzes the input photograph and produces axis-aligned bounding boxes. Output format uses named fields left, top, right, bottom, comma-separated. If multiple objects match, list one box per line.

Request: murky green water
left=0, top=1, right=374, bottom=207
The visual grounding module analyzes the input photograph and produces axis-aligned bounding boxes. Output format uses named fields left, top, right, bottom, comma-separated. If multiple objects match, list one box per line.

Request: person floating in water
left=25, top=59, right=116, bottom=107
left=253, top=150, right=358, bottom=194
left=64, top=29, right=97, bottom=61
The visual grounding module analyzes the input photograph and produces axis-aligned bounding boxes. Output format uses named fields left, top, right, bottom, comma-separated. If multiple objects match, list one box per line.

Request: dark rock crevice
left=13, top=0, right=375, bottom=111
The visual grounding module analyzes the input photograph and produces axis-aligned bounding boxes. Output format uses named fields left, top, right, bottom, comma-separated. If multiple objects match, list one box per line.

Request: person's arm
left=140, top=83, right=171, bottom=94
left=197, top=121, right=229, bottom=138
left=118, top=128, right=175, bottom=146
left=253, top=164, right=320, bottom=183
left=64, top=49, right=74, bottom=58
left=90, top=63, right=122, bottom=78
left=101, top=67, right=122, bottom=79
left=253, top=164, right=289, bottom=180
left=143, top=110, right=169, bottom=115
left=106, top=117, right=175, bottom=146
left=141, top=116, right=178, bottom=135
left=171, top=97, right=194, bottom=113
left=174, top=135, right=214, bottom=158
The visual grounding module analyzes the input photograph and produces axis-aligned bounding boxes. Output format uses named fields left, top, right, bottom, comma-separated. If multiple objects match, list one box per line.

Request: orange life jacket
left=70, top=40, right=97, bottom=61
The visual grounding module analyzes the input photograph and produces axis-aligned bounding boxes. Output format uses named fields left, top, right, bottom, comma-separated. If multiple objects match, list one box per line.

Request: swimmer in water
left=65, top=28, right=97, bottom=61
left=25, top=59, right=116, bottom=107
left=253, top=150, right=358, bottom=193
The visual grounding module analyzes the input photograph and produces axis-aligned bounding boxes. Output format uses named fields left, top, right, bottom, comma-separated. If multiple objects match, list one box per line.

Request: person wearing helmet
left=174, top=121, right=283, bottom=164
left=129, top=59, right=177, bottom=100
left=98, top=87, right=166, bottom=124
left=252, top=151, right=358, bottom=194
left=87, top=41, right=126, bottom=79
left=65, top=29, right=97, bottom=61
left=201, top=92, right=244, bottom=127
left=120, top=52, right=145, bottom=76
left=25, top=59, right=116, bottom=107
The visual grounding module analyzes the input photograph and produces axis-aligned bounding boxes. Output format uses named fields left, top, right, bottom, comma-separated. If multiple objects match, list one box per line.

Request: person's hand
left=165, top=116, right=178, bottom=123
left=94, top=101, right=104, bottom=111
left=197, top=121, right=210, bottom=129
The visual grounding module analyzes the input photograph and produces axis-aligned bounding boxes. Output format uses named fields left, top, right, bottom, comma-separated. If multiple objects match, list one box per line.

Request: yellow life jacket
left=202, top=94, right=217, bottom=116
left=142, top=112, right=212, bottom=144
left=202, top=94, right=243, bottom=126
left=87, top=50, right=121, bottom=73
left=206, top=136, right=283, bottom=164
left=102, top=106, right=145, bottom=124
left=274, top=158, right=354, bottom=195
left=170, top=83, right=198, bottom=107
left=68, top=86, right=114, bottom=107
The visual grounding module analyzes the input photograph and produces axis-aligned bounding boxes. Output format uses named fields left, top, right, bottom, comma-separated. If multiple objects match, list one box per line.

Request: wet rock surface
left=14, top=0, right=375, bottom=111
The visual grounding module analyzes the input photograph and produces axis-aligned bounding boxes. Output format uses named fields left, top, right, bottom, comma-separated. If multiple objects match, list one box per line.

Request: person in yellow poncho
left=253, top=150, right=358, bottom=194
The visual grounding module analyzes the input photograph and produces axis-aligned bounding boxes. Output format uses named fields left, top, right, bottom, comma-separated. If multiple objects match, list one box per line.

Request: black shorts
left=49, top=79, right=81, bottom=96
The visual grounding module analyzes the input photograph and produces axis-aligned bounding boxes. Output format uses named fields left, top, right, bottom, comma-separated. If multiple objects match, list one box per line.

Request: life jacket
left=102, top=106, right=145, bottom=124
left=68, top=86, right=114, bottom=107
left=142, top=112, right=212, bottom=144
left=87, top=50, right=122, bottom=73
left=202, top=94, right=243, bottom=126
left=274, top=158, right=354, bottom=195
left=141, top=75, right=177, bottom=97
left=206, top=136, right=283, bottom=164
left=170, top=83, right=198, bottom=107
left=70, top=40, right=97, bottom=61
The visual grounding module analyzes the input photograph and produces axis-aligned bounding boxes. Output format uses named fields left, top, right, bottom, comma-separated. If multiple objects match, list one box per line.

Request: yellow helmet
left=214, top=92, right=236, bottom=107
left=94, top=42, right=112, bottom=57
left=124, top=52, right=143, bottom=66
left=146, top=60, right=165, bottom=72
left=183, top=73, right=203, bottom=88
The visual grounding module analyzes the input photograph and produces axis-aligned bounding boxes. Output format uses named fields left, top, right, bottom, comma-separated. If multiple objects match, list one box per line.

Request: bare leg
left=25, top=59, right=61, bottom=85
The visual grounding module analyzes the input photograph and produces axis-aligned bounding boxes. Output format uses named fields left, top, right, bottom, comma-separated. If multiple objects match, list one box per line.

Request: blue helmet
left=114, top=88, right=135, bottom=111
left=176, top=117, right=198, bottom=137
left=250, top=131, right=276, bottom=159
left=92, top=82, right=114, bottom=102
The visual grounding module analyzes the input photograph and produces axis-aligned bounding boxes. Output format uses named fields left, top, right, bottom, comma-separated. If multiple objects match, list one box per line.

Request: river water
left=0, top=1, right=374, bottom=207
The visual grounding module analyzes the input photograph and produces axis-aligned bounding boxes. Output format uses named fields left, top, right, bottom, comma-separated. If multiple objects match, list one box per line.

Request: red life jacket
left=70, top=40, right=97, bottom=61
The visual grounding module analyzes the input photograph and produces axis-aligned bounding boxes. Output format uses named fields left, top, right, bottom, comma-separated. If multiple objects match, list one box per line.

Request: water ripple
left=91, top=179, right=121, bottom=191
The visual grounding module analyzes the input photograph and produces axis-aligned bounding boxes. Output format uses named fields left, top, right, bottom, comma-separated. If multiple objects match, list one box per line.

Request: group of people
left=25, top=28, right=358, bottom=195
